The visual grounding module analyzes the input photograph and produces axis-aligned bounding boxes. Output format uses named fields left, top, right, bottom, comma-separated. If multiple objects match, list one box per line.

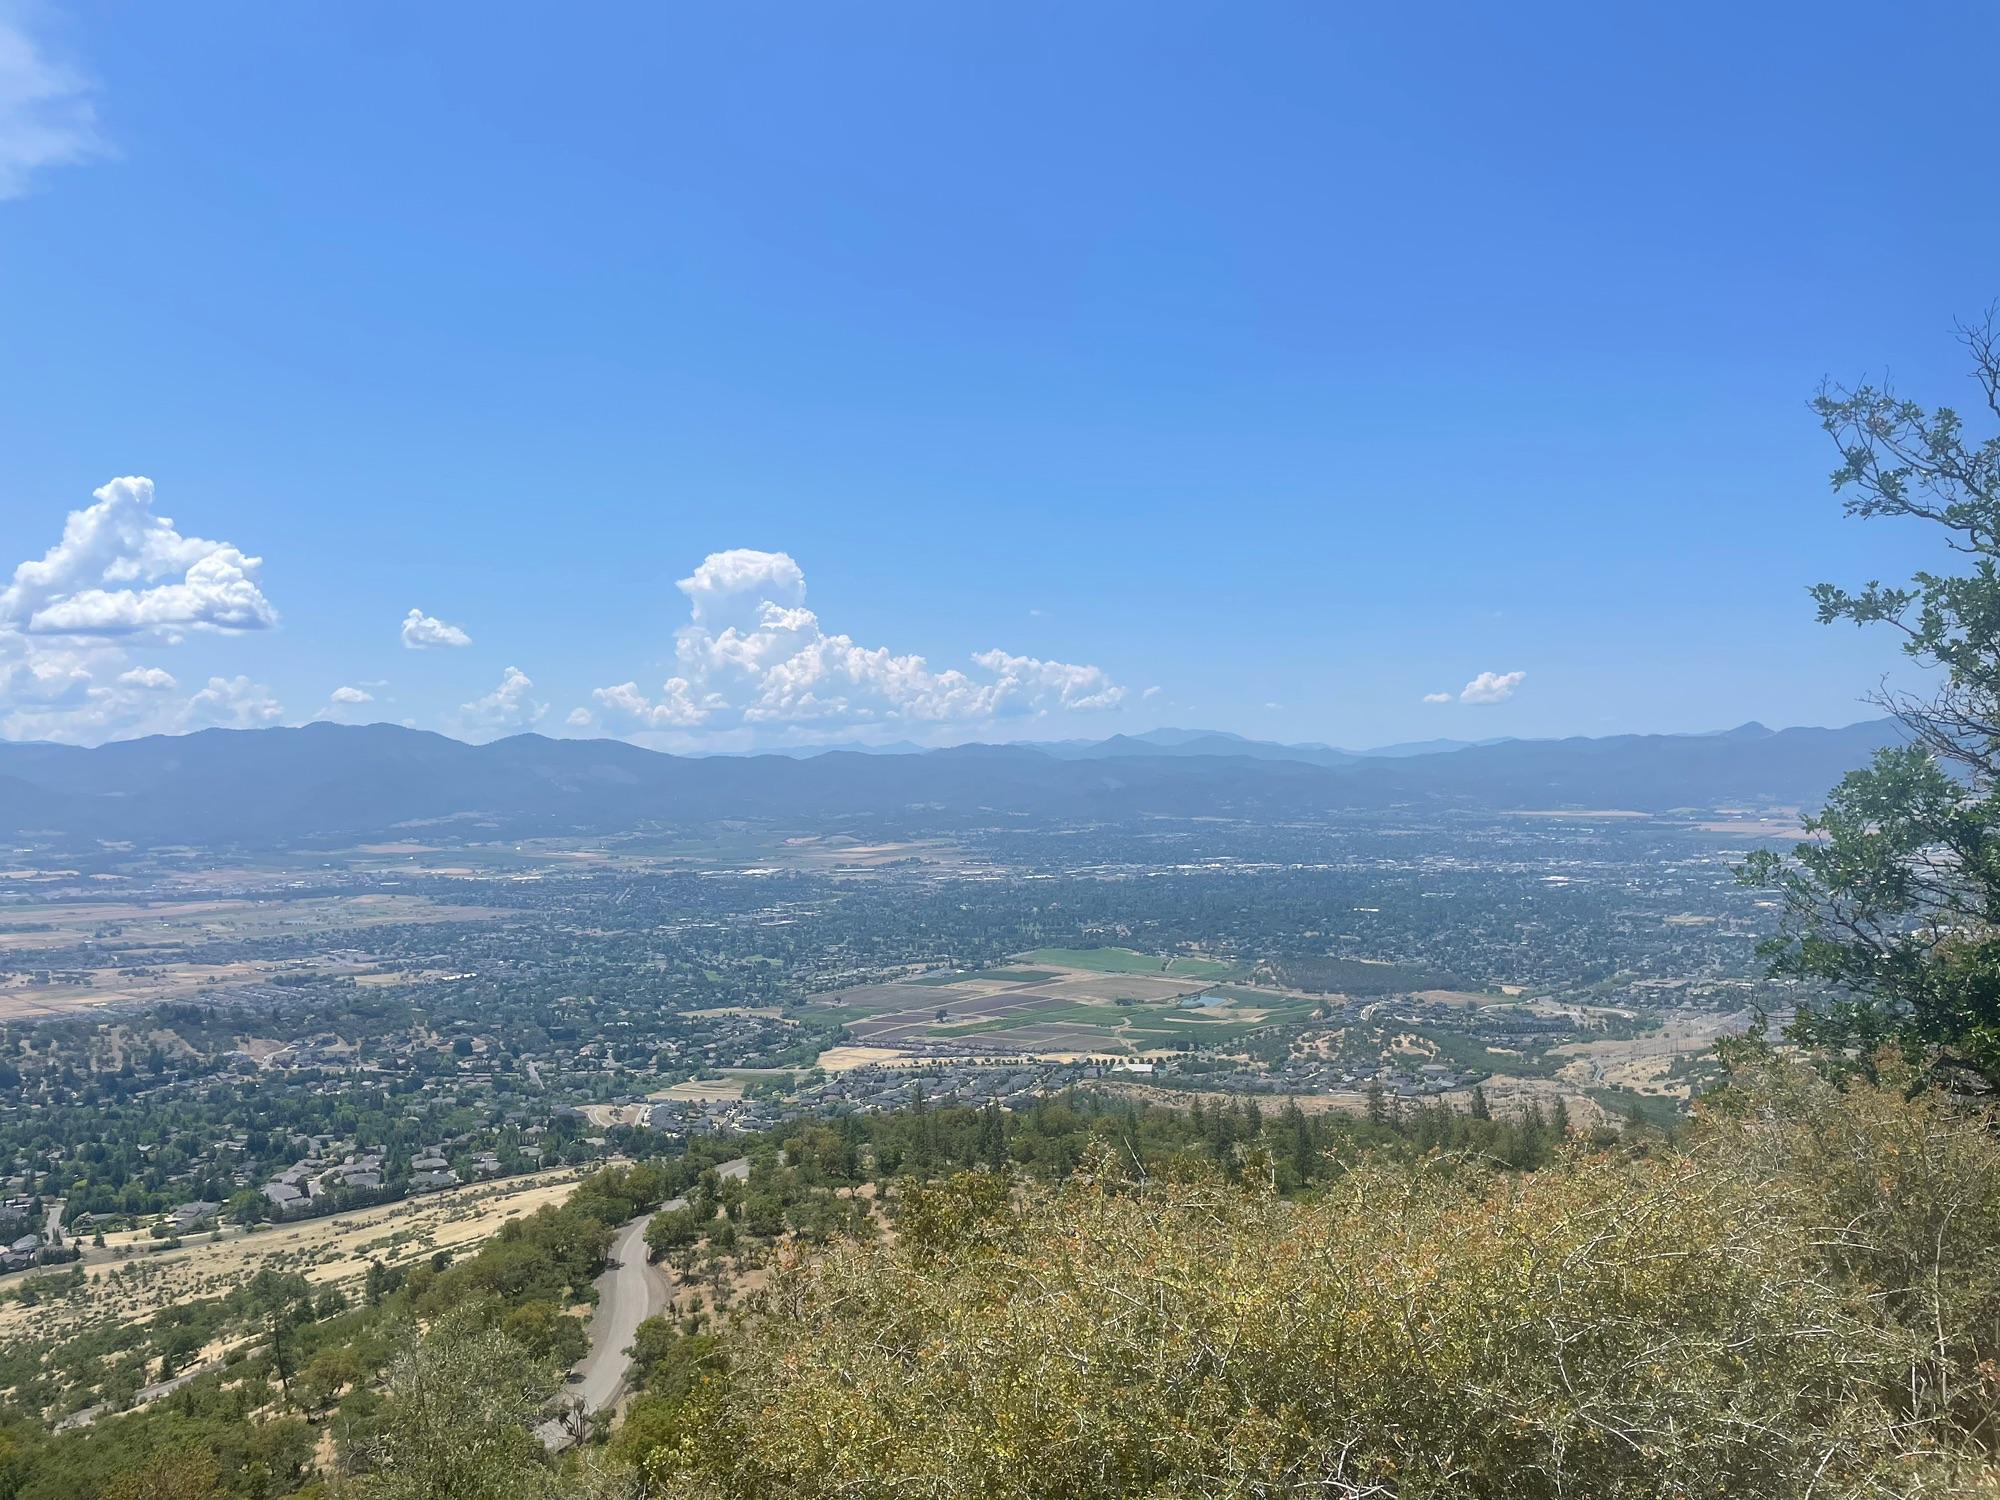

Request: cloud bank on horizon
left=0, top=481, right=1145, bottom=747
left=574, top=548, right=1125, bottom=741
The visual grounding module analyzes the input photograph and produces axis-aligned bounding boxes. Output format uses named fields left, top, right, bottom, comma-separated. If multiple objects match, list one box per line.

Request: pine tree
left=1283, top=1099, right=1313, bottom=1184
left=977, top=1101, right=1005, bottom=1169
left=1364, top=1080, right=1388, bottom=1129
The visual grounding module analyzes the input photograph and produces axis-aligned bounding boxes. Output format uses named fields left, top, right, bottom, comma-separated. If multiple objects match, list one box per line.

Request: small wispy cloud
left=0, top=9, right=106, bottom=200
left=1424, top=671, right=1527, bottom=705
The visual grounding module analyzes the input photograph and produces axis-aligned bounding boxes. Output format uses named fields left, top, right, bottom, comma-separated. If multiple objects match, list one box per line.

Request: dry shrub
left=638, top=1064, right=2000, bottom=1499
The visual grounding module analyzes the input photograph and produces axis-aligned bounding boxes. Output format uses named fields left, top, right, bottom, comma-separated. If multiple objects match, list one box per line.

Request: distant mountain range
left=0, top=718, right=1902, bottom=851
left=1014, top=726, right=1511, bottom=766
left=734, top=727, right=1497, bottom=763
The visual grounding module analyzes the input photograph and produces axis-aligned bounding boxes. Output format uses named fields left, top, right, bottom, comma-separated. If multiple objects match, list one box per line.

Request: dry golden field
left=0, top=1168, right=583, bottom=1347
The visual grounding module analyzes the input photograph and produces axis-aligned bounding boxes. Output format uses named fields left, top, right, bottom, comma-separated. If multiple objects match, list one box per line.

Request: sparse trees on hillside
left=623, top=1061, right=2000, bottom=1498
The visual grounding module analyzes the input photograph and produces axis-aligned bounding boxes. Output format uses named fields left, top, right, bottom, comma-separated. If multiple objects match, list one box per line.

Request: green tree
left=1745, top=312, right=2000, bottom=1091
left=1363, top=1080, right=1388, bottom=1128
left=645, top=1207, right=702, bottom=1260
left=300, top=1346, right=363, bottom=1415
left=342, top=1305, right=557, bottom=1500
left=501, top=1300, right=589, bottom=1368
left=1282, top=1098, right=1314, bottom=1185
left=365, top=1258, right=405, bottom=1307
left=975, top=1102, right=1005, bottom=1169
left=101, top=1447, right=224, bottom=1500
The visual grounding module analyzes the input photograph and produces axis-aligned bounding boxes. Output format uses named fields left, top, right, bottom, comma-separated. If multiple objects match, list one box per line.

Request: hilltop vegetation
left=4, top=1043, right=1998, bottom=1498
left=0, top=1090, right=1598, bottom=1499
left=628, top=1059, right=2000, bottom=1498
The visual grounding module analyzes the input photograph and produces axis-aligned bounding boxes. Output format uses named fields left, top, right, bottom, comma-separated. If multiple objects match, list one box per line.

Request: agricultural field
left=1018, top=946, right=1241, bottom=980
left=809, top=951, right=1312, bottom=1061
left=0, top=891, right=503, bottom=1020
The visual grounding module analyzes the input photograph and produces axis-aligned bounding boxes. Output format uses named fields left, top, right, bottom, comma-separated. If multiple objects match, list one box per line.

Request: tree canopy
left=1747, top=311, right=2000, bottom=1090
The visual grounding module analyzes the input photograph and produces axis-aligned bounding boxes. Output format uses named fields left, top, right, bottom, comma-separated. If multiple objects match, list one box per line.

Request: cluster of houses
left=164, top=1199, right=223, bottom=1234
left=638, top=1059, right=1107, bottom=1140
left=1, top=1194, right=53, bottom=1272
left=1185, top=1054, right=1480, bottom=1098
left=225, top=1030, right=364, bottom=1074
left=258, top=1139, right=504, bottom=1211
left=620, top=1043, right=1500, bottom=1149
left=797, top=1061, right=1100, bottom=1114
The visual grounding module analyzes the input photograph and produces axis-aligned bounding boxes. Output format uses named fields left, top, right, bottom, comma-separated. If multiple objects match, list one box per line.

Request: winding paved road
left=566, top=1156, right=749, bottom=1416
left=570, top=1213, right=669, bottom=1414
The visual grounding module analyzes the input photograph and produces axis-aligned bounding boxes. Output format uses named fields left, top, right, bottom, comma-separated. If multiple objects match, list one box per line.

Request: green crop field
left=1123, top=1021, right=1267, bottom=1048
left=1021, top=946, right=1239, bottom=980
left=907, top=966, right=1064, bottom=986
left=934, top=1003, right=1133, bottom=1036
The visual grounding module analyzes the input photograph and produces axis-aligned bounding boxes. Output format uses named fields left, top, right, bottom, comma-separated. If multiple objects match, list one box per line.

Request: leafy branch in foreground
left=1747, top=310, right=2000, bottom=1090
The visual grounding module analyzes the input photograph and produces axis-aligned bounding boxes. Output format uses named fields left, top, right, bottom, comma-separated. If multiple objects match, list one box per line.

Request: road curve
left=570, top=1211, right=670, bottom=1415
left=566, top=1156, right=749, bottom=1416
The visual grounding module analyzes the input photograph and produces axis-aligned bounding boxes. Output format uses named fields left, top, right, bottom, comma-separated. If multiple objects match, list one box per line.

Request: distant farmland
left=1019, top=946, right=1240, bottom=981
left=808, top=950, right=1294, bottom=1060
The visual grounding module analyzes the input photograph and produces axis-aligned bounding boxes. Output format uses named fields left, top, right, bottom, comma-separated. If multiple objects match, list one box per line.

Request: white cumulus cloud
left=588, top=549, right=1123, bottom=736
left=315, top=682, right=380, bottom=725
left=462, top=665, right=545, bottom=732
left=1457, top=670, right=1526, bottom=705
left=590, top=677, right=718, bottom=729
left=0, top=10, right=104, bottom=201
left=1, top=477, right=277, bottom=638
left=400, top=608, right=471, bottom=650
left=1, top=649, right=92, bottom=706
left=1421, top=691, right=1452, bottom=704
left=0, top=480, right=280, bottom=742
left=0, top=636, right=164, bottom=741
left=185, top=674, right=283, bottom=729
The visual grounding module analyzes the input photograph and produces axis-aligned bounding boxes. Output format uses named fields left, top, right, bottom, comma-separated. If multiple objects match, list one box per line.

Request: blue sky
left=1, top=1, right=1995, bottom=750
